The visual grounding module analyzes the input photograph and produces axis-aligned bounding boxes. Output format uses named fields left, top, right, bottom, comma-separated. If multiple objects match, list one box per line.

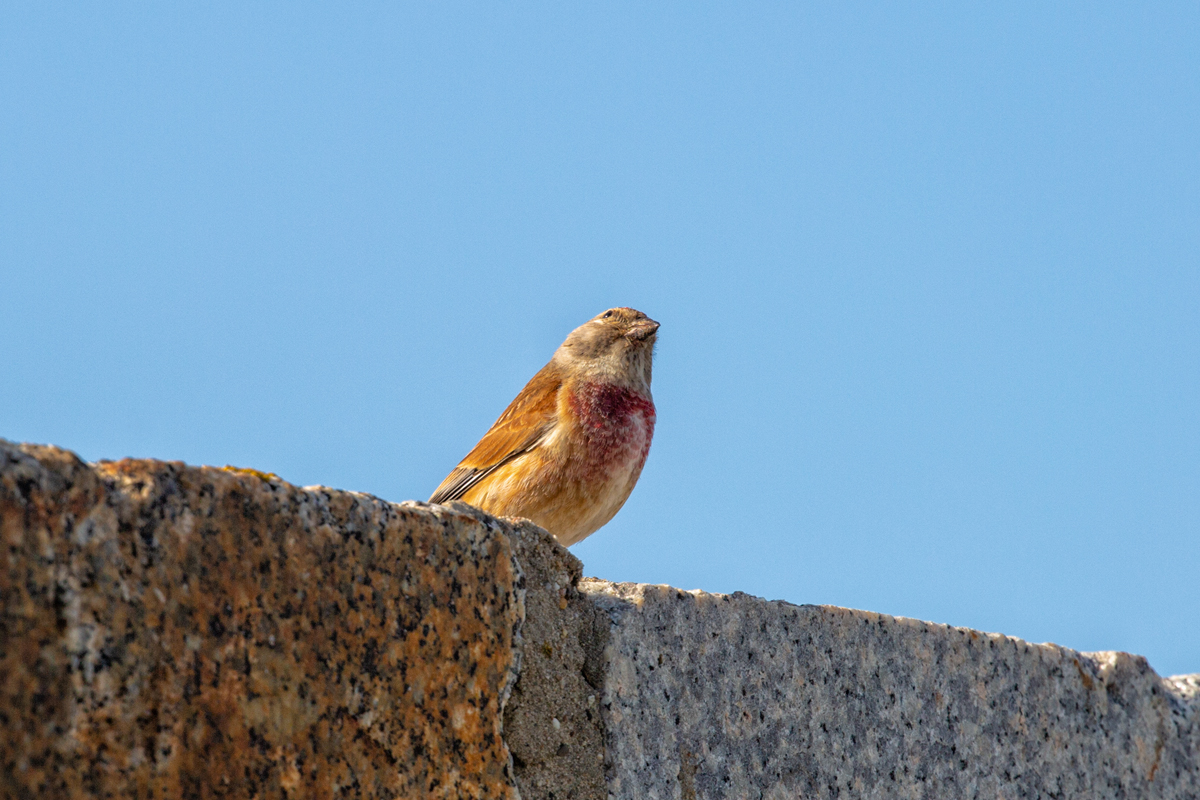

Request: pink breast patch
left=568, top=382, right=657, bottom=479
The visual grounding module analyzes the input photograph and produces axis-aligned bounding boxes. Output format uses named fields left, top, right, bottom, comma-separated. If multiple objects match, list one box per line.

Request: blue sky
left=3, top=4, right=1197, bottom=677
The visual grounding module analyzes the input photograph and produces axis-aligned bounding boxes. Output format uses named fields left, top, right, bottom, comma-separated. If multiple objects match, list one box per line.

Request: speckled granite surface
left=1, top=441, right=525, bottom=799
left=4, top=439, right=1197, bottom=800
left=587, top=581, right=1200, bottom=800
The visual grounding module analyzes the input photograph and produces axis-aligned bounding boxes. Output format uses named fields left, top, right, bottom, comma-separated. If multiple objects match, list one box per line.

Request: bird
left=430, top=307, right=658, bottom=546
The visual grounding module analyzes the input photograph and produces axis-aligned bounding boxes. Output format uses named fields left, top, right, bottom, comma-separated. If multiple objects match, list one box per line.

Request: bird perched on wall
left=430, top=307, right=658, bottom=546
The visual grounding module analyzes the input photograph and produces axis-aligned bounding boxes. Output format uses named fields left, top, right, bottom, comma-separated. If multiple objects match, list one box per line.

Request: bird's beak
left=625, top=318, right=660, bottom=342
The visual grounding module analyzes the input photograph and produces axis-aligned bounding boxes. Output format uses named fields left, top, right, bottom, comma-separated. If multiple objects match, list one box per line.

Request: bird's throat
left=568, top=381, right=655, bottom=432
left=565, top=380, right=657, bottom=479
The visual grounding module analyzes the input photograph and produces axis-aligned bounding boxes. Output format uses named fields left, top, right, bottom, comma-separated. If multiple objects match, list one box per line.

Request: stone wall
left=1, top=442, right=524, bottom=798
left=589, top=583, right=1200, bottom=799
left=2, top=440, right=1197, bottom=799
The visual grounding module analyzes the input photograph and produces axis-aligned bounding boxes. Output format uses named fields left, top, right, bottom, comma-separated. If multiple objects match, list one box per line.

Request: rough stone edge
left=486, top=508, right=611, bottom=800
left=581, top=579, right=1200, bottom=798
left=582, top=579, right=1200, bottom=705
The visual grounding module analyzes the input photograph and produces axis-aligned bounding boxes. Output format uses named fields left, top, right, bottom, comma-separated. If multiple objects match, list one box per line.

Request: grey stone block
left=586, top=581, right=1199, bottom=800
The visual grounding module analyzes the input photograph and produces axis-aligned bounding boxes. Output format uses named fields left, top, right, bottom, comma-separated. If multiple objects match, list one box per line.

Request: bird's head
left=553, top=307, right=659, bottom=392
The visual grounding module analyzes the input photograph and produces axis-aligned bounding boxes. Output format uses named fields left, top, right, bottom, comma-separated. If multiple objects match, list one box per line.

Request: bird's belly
left=470, top=401, right=654, bottom=545
left=555, top=408, right=653, bottom=542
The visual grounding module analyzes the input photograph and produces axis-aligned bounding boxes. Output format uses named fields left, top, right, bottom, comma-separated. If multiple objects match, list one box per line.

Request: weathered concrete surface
left=587, top=581, right=1200, bottom=800
left=0, top=441, right=525, bottom=799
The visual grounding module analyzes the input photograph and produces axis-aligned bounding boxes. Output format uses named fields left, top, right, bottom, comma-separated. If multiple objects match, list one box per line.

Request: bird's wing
left=429, top=363, right=562, bottom=504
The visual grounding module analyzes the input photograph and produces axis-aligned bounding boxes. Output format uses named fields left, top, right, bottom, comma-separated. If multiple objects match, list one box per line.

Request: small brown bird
left=430, top=307, right=658, bottom=546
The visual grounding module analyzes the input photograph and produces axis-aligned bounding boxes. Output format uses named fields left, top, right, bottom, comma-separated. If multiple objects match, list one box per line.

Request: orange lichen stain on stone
left=221, top=464, right=280, bottom=482
left=1073, top=658, right=1095, bottom=691
left=1147, top=734, right=1165, bottom=782
left=2, top=443, right=523, bottom=799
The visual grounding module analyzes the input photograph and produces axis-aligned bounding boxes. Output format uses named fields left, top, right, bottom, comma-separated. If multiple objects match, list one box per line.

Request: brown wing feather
left=429, top=362, right=563, bottom=504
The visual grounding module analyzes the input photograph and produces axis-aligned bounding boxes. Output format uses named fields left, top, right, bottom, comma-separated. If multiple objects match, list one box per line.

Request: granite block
left=0, top=441, right=524, bottom=799
left=587, top=581, right=1200, bottom=799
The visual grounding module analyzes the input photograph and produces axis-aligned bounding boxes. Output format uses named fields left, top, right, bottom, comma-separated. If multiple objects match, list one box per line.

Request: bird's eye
left=603, top=310, right=613, bottom=318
